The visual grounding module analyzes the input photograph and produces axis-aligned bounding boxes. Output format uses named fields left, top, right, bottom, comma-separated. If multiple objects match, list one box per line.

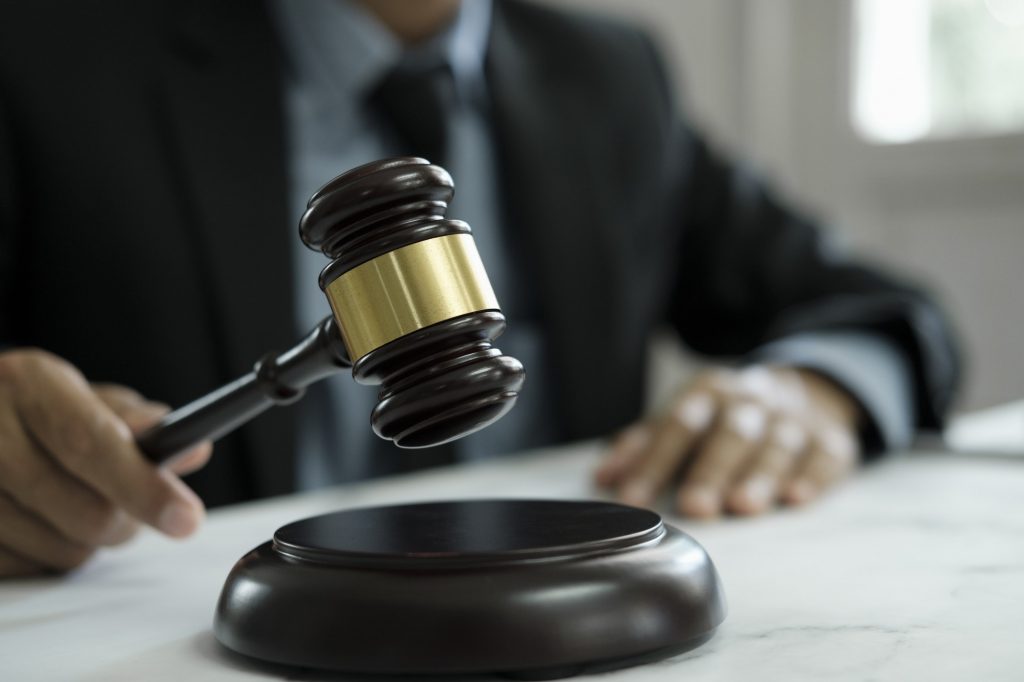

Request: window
left=853, top=0, right=1024, bottom=144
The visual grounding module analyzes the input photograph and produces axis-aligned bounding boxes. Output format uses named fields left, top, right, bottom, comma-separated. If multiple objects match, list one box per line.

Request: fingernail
left=786, top=479, right=816, bottom=505
left=681, top=486, right=720, bottom=518
left=741, top=476, right=773, bottom=506
left=158, top=501, right=200, bottom=538
left=727, top=403, right=767, bottom=441
left=130, top=403, right=171, bottom=424
left=621, top=481, right=653, bottom=507
left=121, top=404, right=171, bottom=434
left=674, top=393, right=714, bottom=430
left=136, top=404, right=170, bottom=419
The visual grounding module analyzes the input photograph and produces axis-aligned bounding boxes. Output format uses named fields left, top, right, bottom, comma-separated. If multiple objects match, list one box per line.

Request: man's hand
left=0, top=349, right=212, bottom=578
left=596, top=365, right=862, bottom=517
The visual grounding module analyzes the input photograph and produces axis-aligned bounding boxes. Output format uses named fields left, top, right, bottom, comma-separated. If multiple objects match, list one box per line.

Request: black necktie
left=368, top=64, right=455, bottom=168
left=366, top=64, right=459, bottom=473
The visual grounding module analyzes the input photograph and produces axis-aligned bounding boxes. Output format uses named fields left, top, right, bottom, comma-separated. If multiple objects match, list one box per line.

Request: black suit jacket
left=0, top=0, right=960, bottom=507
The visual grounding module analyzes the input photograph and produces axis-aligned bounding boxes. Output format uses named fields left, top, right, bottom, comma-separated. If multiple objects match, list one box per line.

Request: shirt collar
left=272, top=0, right=491, bottom=105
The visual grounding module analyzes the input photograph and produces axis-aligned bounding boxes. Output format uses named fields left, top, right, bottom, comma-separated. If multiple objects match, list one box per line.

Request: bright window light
left=853, top=0, right=1024, bottom=144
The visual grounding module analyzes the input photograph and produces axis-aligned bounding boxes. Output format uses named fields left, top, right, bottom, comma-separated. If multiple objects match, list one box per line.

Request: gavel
left=136, top=158, right=525, bottom=467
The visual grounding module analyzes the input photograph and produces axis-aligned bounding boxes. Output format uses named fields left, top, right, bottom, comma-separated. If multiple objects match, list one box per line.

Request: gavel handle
left=136, top=316, right=351, bottom=467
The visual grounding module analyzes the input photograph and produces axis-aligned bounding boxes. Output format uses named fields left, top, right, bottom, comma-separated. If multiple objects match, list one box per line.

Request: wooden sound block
left=213, top=499, right=726, bottom=679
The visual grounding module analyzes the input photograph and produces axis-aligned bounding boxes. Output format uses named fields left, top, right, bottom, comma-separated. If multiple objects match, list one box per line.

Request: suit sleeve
left=641, top=39, right=962, bottom=440
left=0, top=92, right=18, bottom=347
left=752, top=330, right=914, bottom=453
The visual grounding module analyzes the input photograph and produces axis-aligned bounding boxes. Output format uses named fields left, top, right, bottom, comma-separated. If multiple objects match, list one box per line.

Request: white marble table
left=2, top=405, right=1023, bottom=682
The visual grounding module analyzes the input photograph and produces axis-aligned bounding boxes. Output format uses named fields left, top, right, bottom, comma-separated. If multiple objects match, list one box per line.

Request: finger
left=0, top=401, right=137, bottom=547
left=595, top=423, right=653, bottom=488
left=617, top=391, right=716, bottom=507
left=677, top=401, right=767, bottom=518
left=93, top=384, right=171, bottom=434
left=10, top=353, right=204, bottom=537
left=0, top=494, right=94, bottom=572
left=165, top=441, right=213, bottom=477
left=93, top=384, right=213, bottom=476
left=782, top=427, right=858, bottom=506
left=92, top=384, right=148, bottom=412
left=725, top=417, right=809, bottom=515
left=0, top=546, right=42, bottom=578
left=91, top=511, right=139, bottom=547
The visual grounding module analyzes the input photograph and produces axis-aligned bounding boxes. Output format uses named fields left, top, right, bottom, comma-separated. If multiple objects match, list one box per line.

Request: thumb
left=92, top=383, right=170, bottom=433
left=92, top=383, right=213, bottom=476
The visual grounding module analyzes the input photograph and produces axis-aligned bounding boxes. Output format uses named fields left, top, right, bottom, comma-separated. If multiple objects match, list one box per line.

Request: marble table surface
left=1, top=405, right=1022, bottom=682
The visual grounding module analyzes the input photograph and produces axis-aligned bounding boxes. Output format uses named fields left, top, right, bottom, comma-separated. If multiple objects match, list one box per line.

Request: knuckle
left=832, top=445, right=858, bottom=469
left=13, top=348, right=87, bottom=391
left=771, top=418, right=809, bottom=452
left=735, top=365, right=777, bottom=398
left=671, top=391, right=716, bottom=431
left=10, top=348, right=56, bottom=376
left=724, top=401, right=768, bottom=441
left=0, top=350, right=47, bottom=386
left=817, top=427, right=858, bottom=462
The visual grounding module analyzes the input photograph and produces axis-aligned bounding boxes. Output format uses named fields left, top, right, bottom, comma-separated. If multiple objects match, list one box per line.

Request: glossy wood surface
left=214, top=500, right=725, bottom=678
left=137, top=158, right=524, bottom=462
left=301, top=158, right=525, bottom=448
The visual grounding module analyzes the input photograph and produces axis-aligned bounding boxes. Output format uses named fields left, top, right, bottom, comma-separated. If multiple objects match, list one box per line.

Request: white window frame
left=741, top=0, right=1024, bottom=205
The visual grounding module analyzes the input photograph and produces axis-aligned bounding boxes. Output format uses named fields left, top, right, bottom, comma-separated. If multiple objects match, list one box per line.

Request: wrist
left=791, top=367, right=864, bottom=431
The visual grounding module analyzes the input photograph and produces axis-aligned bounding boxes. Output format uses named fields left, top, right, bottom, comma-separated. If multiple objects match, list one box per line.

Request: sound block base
left=214, top=499, right=726, bottom=678
left=498, top=633, right=716, bottom=681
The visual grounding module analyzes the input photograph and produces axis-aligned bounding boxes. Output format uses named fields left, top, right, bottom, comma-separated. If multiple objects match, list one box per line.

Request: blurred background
left=549, top=0, right=1024, bottom=414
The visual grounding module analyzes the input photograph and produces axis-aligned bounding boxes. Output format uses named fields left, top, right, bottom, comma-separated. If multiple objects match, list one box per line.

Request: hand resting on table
left=596, top=365, right=863, bottom=518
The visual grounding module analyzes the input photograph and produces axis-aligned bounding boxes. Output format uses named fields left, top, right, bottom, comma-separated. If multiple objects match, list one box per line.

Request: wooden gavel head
left=299, top=158, right=525, bottom=448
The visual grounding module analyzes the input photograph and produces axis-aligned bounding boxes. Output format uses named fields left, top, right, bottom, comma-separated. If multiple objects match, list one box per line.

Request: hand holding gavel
left=0, top=351, right=211, bottom=576
left=0, top=159, right=525, bottom=577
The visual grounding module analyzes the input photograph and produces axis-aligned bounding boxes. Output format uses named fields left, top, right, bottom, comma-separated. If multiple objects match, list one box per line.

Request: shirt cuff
left=749, top=331, right=915, bottom=455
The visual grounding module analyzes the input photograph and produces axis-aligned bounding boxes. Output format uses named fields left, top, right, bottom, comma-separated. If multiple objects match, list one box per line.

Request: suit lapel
left=486, top=2, right=619, bottom=438
left=159, top=0, right=296, bottom=495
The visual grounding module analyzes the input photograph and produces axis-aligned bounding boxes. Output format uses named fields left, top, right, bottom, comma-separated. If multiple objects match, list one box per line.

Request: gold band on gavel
left=325, top=234, right=500, bottom=361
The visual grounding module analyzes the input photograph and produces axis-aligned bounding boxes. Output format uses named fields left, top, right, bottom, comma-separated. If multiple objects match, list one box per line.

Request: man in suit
left=0, top=0, right=959, bottom=577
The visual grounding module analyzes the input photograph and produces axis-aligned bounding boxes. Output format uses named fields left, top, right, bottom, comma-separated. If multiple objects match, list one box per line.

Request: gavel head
left=299, top=158, right=525, bottom=449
